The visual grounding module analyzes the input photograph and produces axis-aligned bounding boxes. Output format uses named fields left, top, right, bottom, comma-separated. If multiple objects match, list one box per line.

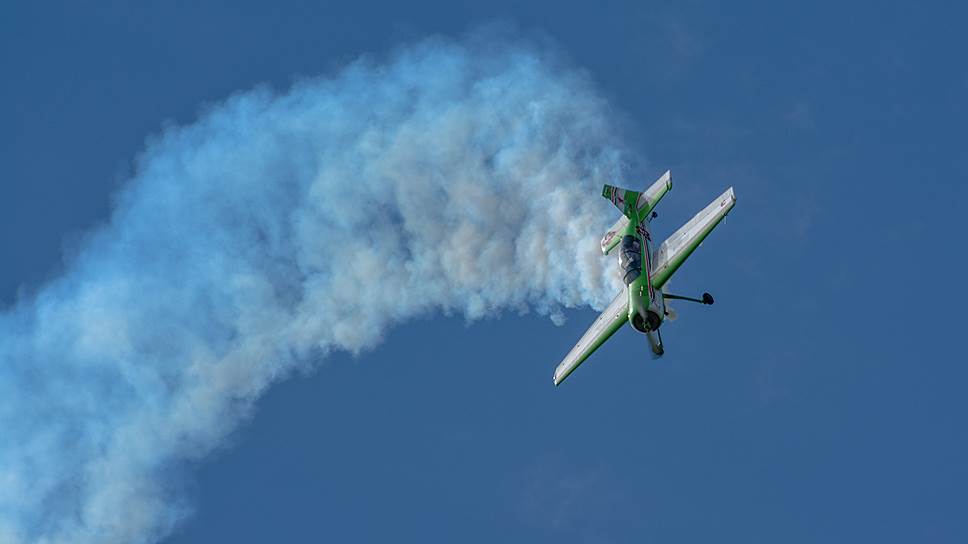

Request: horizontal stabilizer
left=650, top=187, right=736, bottom=290
left=601, top=171, right=673, bottom=255
left=602, top=185, right=641, bottom=219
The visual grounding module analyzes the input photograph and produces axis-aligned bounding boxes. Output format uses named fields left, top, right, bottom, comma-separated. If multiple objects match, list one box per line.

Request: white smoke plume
left=0, top=34, right=631, bottom=543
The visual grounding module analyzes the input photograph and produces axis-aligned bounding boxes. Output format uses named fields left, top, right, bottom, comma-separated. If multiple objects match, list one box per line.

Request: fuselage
left=619, top=211, right=664, bottom=333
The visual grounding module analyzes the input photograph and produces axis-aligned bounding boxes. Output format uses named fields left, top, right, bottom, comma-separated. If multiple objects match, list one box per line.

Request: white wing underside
left=553, top=290, right=629, bottom=386
left=650, top=187, right=736, bottom=290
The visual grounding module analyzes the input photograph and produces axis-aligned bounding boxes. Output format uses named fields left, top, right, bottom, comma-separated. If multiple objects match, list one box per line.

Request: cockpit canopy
left=619, top=235, right=642, bottom=285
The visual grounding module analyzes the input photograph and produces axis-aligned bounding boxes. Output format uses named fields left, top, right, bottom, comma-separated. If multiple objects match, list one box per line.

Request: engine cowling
left=631, top=309, right=662, bottom=333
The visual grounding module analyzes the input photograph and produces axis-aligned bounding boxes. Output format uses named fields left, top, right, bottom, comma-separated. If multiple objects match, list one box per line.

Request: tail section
left=601, top=171, right=673, bottom=255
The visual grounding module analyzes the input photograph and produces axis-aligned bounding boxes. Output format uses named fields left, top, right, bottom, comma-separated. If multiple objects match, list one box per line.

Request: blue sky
left=2, top=1, right=966, bottom=543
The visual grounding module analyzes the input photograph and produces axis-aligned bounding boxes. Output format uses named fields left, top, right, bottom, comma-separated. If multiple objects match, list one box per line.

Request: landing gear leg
left=663, top=292, right=715, bottom=305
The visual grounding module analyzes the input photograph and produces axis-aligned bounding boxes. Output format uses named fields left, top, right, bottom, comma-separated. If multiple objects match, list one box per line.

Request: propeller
left=647, top=329, right=664, bottom=359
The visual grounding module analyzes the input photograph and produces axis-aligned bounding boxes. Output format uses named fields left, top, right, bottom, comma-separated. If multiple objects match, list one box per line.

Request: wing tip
left=660, top=169, right=672, bottom=191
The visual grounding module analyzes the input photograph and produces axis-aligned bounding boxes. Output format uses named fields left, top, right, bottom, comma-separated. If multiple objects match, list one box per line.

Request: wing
left=553, top=290, right=629, bottom=386
left=650, top=187, right=736, bottom=290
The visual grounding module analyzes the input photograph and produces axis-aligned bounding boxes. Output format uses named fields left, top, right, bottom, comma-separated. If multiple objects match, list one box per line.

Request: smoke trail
left=0, top=35, right=631, bottom=543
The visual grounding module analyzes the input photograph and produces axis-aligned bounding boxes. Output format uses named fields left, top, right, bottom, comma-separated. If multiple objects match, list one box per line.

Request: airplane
left=553, top=171, right=736, bottom=385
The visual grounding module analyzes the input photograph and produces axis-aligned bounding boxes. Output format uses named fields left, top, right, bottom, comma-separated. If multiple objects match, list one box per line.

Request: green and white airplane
left=553, top=171, right=736, bottom=385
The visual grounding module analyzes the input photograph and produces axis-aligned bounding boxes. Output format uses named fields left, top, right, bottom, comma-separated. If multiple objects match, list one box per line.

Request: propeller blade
left=661, top=282, right=677, bottom=321
left=647, top=329, right=664, bottom=358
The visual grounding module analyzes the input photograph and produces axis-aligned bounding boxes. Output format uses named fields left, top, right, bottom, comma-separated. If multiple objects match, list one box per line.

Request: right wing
left=650, top=187, right=736, bottom=291
left=553, top=290, right=629, bottom=386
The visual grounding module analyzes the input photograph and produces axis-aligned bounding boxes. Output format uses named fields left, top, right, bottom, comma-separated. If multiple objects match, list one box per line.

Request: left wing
left=553, top=290, right=629, bottom=386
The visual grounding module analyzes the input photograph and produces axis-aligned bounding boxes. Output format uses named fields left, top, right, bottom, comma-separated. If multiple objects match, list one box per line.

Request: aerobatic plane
left=553, top=171, right=736, bottom=385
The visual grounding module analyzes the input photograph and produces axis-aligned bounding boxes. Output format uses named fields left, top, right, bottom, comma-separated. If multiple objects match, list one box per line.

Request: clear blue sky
left=2, top=1, right=966, bottom=542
